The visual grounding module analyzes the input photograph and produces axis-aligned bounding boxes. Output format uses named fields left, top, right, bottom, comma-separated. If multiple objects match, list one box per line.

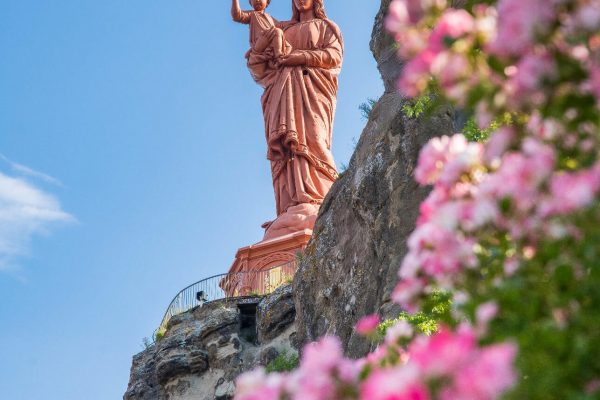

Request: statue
left=232, top=0, right=343, bottom=241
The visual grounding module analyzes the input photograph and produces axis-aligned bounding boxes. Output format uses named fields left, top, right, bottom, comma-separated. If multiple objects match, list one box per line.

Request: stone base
left=228, top=229, right=312, bottom=274
left=222, top=230, right=311, bottom=297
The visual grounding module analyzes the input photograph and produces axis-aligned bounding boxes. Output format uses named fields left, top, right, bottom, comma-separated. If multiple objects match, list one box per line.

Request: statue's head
left=250, top=0, right=270, bottom=12
left=291, top=0, right=327, bottom=21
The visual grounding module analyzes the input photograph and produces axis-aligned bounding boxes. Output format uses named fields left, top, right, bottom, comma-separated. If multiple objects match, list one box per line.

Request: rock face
left=124, top=285, right=297, bottom=400
left=293, top=0, right=456, bottom=357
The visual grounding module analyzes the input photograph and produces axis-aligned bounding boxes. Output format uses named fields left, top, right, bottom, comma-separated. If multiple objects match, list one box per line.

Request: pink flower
left=503, top=257, right=520, bottom=276
left=589, top=65, right=600, bottom=103
left=419, top=190, right=496, bottom=232
left=417, top=186, right=450, bottom=226
left=476, top=301, right=499, bottom=335
left=458, top=198, right=499, bottom=231
left=415, top=136, right=453, bottom=185
left=415, top=134, right=481, bottom=186
left=586, top=379, right=600, bottom=395
left=429, top=10, right=475, bottom=52
left=385, top=320, right=414, bottom=345
left=386, top=0, right=426, bottom=29
left=505, top=52, right=556, bottom=98
left=575, top=2, right=600, bottom=31
left=235, top=368, right=283, bottom=400
left=438, top=141, right=484, bottom=188
left=402, top=222, right=477, bottom=278
left=301, top=336, right=343, bottom=373
left=473, top=4, right=498, bottom=43
left=482, top=140, right=556, bottom=213
left=292, top=376, right=335, bottom=400
left=398, top=52, right=434, bottom=97
left=235, top=328, right=518, bottom=400
left=360, top=365, right=430, bottom=400
left=484, top=127, right=514, bottom=163
left=431, top=52, right=471, bottom=97
left=366, top=345, right=390, bottom=365
left=289, top=336, right=344, bottom=400
left=571, top=45, right=590, bottom=62
left=409, top=327, right=476, bottom=377
left=488, top=0, right=555, bottom=56
left=526, top=114, right=563, bottom=140
left=356, top=314, right=382, bottom=336
left=476, top=302, right=499, bottom=326
left=428, top=200, right=462, bottom=230
left=392, top=278, right=427, bottom=312
left=447, top=343, right=517, bottom=400
left=397, top=28, right=429, bottom=59
left=542, top=164, right=600, bottom=215
left=337, top=358, right=365, bottom=383
left=390, top=9, right=476, bottom=102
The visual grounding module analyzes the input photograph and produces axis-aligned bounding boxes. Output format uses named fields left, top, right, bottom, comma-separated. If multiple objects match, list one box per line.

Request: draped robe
left=249, top=18, right=343, bottom=217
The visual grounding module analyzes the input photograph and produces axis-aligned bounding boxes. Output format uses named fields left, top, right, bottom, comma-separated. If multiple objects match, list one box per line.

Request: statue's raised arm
left=232, top=0, right=291, bottom=65
left=231, top=0, right=251, bottom=24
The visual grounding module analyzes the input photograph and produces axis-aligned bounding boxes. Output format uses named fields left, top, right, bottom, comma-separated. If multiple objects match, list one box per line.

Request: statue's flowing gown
left=249, top=18, right=343, bottom=216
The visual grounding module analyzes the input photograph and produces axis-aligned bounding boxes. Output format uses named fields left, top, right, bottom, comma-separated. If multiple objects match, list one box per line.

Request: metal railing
left=155, top=261, right=297, bottom=338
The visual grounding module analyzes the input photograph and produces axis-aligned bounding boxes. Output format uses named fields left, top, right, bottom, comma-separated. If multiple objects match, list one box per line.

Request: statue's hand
left=277, top=51, right=306, bottom=67
left=264, top=47, right=274, bottom=58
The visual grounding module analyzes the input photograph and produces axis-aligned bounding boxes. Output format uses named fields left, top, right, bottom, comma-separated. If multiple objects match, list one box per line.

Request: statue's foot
left=263, top=203, right=320, bottom=241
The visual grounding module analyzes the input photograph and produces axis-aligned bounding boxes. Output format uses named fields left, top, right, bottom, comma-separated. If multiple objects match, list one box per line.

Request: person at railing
left=196, top=291, right=208, bottom=307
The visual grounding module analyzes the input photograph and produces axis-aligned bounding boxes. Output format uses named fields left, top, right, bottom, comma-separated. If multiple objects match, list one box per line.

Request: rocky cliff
left=124, top=286, right=296, bottom=400
left=125, top=1, right=458, bottom=397
left=293, top=0, right=456, bottom=357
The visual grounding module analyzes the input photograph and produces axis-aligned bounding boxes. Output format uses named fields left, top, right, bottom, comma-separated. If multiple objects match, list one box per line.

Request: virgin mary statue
left=248, top=0, right=343, bottom=240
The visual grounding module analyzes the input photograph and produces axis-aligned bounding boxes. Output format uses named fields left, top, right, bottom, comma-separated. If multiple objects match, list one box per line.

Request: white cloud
left=0, top=160, right=74, bottom=272
left=0, top=153, right=63, bottom=187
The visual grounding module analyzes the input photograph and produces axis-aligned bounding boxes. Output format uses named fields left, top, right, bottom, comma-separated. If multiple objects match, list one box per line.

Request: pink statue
left=233, top=0, right=343, bottom=241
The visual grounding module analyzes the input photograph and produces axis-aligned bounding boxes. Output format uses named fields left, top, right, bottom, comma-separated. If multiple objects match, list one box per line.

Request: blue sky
left=0, top=1, right=383, bottom=398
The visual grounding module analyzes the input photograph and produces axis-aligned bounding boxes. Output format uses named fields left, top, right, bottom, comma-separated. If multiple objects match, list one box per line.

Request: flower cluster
left=386, top=0, right=600, bottom=112
left=396, top=130, right=600, bottom=311
left=236, top=323, right=516, bottom=400
left=387, top=0, right=600, bottom=320
left=236, top=336, right=364, bottom=400
left=386, top=0, right=600, bottom=398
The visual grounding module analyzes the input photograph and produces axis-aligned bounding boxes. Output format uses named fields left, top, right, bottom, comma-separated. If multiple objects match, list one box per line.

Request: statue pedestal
left=228, top=229, right=312, bottom=275
left=222, top=230, right=311, bottom=297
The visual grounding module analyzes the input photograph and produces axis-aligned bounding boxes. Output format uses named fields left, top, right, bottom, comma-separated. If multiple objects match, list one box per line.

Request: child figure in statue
left=231, top=0, right=291, bottom=80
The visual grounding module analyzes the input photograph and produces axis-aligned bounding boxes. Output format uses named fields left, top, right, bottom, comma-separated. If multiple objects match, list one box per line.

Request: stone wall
left=124, top=285, right=296, bottom=400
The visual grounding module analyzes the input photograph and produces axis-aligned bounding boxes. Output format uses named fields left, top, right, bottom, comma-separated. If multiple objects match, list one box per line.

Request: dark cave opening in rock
left=238, top=303, right=259, bottom=344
